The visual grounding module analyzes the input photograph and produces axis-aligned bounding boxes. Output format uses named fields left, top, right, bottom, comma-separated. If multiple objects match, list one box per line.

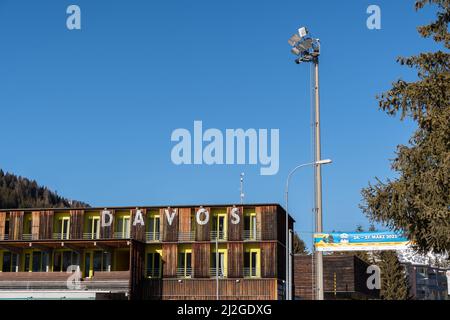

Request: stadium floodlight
left=298, top=27, right=308, bottom=38
left=288, top=33, right=301, bottom=46
left=288, top=26, right=320, bottom=64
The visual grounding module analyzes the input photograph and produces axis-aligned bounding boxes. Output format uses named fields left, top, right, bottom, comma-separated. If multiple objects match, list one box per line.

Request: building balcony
left=22, top=234, right=39, bottom=241
left=146, top=268, right=161, bottom=278
left=176, top=268, right=192, bottom=279
left=113, top=232, right=130, bottom=239
left=52, top=233, right=70, bottom=240
left=209, top=267, right=227, bottom=278
left=243, top=267, right=258, bottom=278
left=243, top=230, right=261, bottom=241
left=178, top=231, right=195, bottom=242
left=210, top=231, right=227, bottom=241
left=82, top=233, right=101, bottom=240
left=145, top=232, right=160, bottom=242
left=0, top=234, right=8, bottom=240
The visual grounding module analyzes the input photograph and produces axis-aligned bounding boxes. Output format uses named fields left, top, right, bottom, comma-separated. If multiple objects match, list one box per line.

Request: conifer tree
left=361, top=0, right=450, bottom=255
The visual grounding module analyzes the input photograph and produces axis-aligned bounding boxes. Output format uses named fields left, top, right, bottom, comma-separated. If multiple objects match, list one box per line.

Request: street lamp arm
left=284, top=159, right=332, bottom=300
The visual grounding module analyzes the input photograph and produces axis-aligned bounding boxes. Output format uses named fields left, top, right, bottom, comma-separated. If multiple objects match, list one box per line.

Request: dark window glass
left=93, top=251, right=102, bottom=272
left=186, top=253, right=192, bottom=269
left=84, top=253, right=91, bottom=277
left=178, top=253, right=185, bottom=268
left=24, top=253, right=31, bottom=272
left=251, top=252, right=257, bottom=276
left=32, top=252, right=41, bottom=272
left=244, top=252, right=250, bottom=268
left=244, top=216, right=250, bottom=231
left=11, top=254, right=18, bottom=272
left=41, top=252, right=49, bottom=272
left=4, top=220, right=9, bottom=237
left=62, top=251, right=72, bottom=271
left=2, top=252, right=11, bottom=272
left=154, top=253, right=160, bottom=270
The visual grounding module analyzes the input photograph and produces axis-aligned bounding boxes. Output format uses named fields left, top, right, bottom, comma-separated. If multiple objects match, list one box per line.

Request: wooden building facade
left=0, top=204, right=293, bottom=300
left=293, top=255, right=380, bottom=300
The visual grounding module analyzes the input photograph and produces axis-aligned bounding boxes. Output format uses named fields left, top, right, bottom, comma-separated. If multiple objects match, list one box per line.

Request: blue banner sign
left=314, top=231, right=411, bottom=252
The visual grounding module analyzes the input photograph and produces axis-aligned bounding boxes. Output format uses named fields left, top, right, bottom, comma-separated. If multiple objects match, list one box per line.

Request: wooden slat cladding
left=160, top=208, right=178, bottom=242
left=293, top=255, right=314, bottom=300
left=143, top=279, right=277, bottom=300
left=39, top=211, right=54, bottom=240
left=100, top=209, right=115, bottom=239
left=130, top=240, right=145, bottom=300
left=162, top=243, right=177, bottom=278
left=193, top=243, right=210, bottom=278
left=131, top=208, right=147, bottom=242
left=0, top=212, right=6, bottom=239
left=178, top=208, right=192, bottom=234
left=195, top=207, right=210, bottom=241
left=227, top=206, right=243, bottom=241
left=69, top=210, right=84, bottom=240
left=227, top=242, right=243, bottom=278
left=261, top=242, right=277, bottom=278
left=9, top=211, right=24, bottom=240
left=31, top=212, right=40, bottom=240
left=256, top=206, right=277, bottom=240
left=293, top=255, right=379, bottom=300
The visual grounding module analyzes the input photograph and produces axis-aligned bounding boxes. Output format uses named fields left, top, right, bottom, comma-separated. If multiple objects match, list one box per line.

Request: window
left=55, top=217, right=70, bottom=240
left=211, top=249, right=227, bottom=278
left=244, top=249, right=260, bottom=278
left=32, top=252, right=41, bottom=272
left=84, top=250, right=110, bottom=278
left=147, top=216, right=160, bottom=241
left=2, top=252, right=18, bottom=272
left=244, top=212, right=257, bottom=240
left=178, top=250, right=192, bottom=278
left=146, top=252, right=162, bottom=278
left=86, top=216, right=100, bottom=239
left=115, top=216, right=130, bottom=238
left=23, top=215, right=32, bottom=239
left=53, top=251, right=78, bottom=272
left=3, top=219, right=9, bottom=240
left=24, top=253, right=31, bottom=272
left=212, top=213, right=227, bottom=240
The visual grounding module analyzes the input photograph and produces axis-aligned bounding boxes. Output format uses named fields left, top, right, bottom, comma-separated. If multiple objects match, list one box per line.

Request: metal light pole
left=312, top=57, right=324, bottom=301
left=285, top=159, right=332, bottom=300
left=288, top=27, right=327, bottom=300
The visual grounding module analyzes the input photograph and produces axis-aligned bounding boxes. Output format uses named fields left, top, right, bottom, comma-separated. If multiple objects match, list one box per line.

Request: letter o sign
left=196, top=208, right=210, bottom=225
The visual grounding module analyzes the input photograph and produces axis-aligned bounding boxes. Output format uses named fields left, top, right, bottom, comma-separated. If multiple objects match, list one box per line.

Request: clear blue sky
left=0, top=1, right=440, bottom=249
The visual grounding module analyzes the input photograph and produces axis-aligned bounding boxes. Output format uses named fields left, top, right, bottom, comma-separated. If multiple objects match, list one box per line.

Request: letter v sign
left=164, top=208, right=177, bottom=225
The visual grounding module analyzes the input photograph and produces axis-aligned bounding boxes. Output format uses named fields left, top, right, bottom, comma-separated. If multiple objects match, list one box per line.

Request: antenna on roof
left=240, top=173, right=245, bottom=205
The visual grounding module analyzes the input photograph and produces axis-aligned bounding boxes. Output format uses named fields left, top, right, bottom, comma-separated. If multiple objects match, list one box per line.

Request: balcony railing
left=178, top=231, right=195, bottom=242
left=82, top=233, right=101, bottom=240
left=113, top=232, right=130, bottom=239
left=243, top=267, right=258, bottom=278
left=145, top=232, right=160, bottom=242
left=209, top=267, right=227, bottom=278
left=176, top=267, right=192, bottom=278
left=0, top=234, right=8, bottom=240
left=52, top=233, right=70, bottom=240
left=21, top=234, right=39, bottom=241
left=146, top=268, right=161, bottom=278
left=0, top=271, right=130, bottom=292
left=210, top=231, right=227, bottom=241
left=243, top=230, right=261, bottom=241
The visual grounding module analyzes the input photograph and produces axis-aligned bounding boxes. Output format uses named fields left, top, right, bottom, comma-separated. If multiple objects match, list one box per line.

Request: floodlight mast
left=287, top=27, right=324, bottom=301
